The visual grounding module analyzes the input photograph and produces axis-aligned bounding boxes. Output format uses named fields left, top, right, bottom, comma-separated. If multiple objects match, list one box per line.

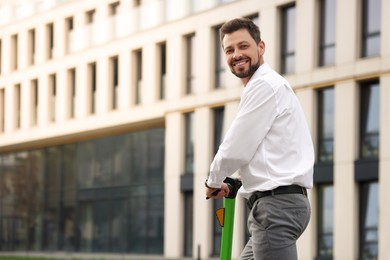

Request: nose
left=233, top=50, right=242, bottom=60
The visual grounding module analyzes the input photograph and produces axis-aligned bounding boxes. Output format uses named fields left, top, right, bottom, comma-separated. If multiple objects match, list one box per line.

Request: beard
left=230, top=54, right=261, bottom=79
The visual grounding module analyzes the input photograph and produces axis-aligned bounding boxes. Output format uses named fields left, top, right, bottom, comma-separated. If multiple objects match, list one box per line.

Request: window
left=46, top=23, right=54, bottom=59
left=355, top=80, right=379, bottom=235
left=185, top=33, right=196, bottom=94
left=31, top=79, right=38, bottom=126
left=133, top=0, right=141, bottom=7
left=109, top=1, right=120, bottom=15
left=319, top=0, right=336, bottom=66
left=317, top=88, right=335, bottom=162
left=11, top=34, right=18, bottom=71
left=44, top=147, right=61, bottom=250
left=280, top=5, right=296, bottom=74
left=49, top=74, right=56, bottom=122
left=61, top=144, right=77, bottom=251
left=158, top=42, right=166, bottom=100
left=0, top=39, right=2, bottom=74
left=88, top=62, right=97, bottom=114
left=212, top=107, right=224, bottom=155
left=28, top=29, right=36, bottom=65
left=86, top=10, right=96, bottom=24
left=211, top=107, right=224, bottom=256
left=66, top=17, right=74, bottom=53
left=354, top=80, right=380, bottom=183
left=182, top=111, right=194, bottom=257
left=66, top=16, right=74, bottom=31
left=110, top=56, right=119, bottom=109
left=183, top=191, right=193, bottom=257
left=184, top=112, right=194, bottom=175
left=361, top=0, right=381, bottom=57
left=359, top=81, right=379, bottom=159
left=315, top=87, right=335, bottom=182
left=67, top=69, right=76, bottom=118
left=14, top=84, right=21, bottom=129
left=214, top=25, right=226, bottom=89
left=134, top=50, right=142, bottom=105
left=0, top=88, right=4, bottom=132
left=0, top=151, right=45, bottom=250
left=359, top=182, right=379, bottom=259
left=317, top=184, right=334, bottom=259
left=315, top=88, right=334, bottom=259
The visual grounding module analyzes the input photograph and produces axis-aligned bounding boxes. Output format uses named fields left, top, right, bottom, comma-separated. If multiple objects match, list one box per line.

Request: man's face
left=222, top=29, right=264, bottom=82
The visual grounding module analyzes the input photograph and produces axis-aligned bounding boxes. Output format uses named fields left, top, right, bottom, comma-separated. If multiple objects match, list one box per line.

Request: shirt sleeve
left=207, top=79, right=278, bottom=188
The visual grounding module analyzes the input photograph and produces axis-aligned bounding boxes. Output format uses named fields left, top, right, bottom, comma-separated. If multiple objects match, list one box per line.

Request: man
left=205, top=18, right=314, bottom=260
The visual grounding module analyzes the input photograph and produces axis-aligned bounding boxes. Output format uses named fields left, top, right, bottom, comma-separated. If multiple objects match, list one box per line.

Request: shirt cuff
left=206, top=177, right=222, bottom=189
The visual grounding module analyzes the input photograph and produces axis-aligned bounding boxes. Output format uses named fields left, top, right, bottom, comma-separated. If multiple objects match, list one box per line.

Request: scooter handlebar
left=206, top=177, right=242, bottom=199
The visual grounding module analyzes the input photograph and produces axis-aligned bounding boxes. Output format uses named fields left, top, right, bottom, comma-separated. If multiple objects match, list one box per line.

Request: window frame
left=158, top=42, right=167, bottom=100
left=280, top=4, right=296, bottom=74
left=316, top=184, right=334, bottom=260
left=358, top=80, right=379, bottom=160
left=361, top=0, right=381, bottom=57
left=30, top=79, right=39, bottom=126
left=185, top=33, right=196, bottom=94
left=318, top=0, right=336, bottom=67
left=358, top=181, right=379, bottom=259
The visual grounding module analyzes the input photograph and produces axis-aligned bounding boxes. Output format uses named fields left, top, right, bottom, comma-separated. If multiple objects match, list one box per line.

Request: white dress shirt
left=207, top=63, right=314, bottom=199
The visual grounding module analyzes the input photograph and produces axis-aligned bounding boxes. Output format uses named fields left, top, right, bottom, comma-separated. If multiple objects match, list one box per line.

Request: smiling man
left=205, top=18, right=315, bottom=260
left=224, top=26, right=264, bottom=85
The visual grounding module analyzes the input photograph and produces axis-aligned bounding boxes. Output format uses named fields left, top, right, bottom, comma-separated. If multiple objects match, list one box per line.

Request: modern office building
left=0, top=0, right=389, bottom=259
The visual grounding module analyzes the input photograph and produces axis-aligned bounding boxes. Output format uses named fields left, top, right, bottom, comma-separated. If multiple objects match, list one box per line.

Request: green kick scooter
left=210, top=177, right=242, bottom=260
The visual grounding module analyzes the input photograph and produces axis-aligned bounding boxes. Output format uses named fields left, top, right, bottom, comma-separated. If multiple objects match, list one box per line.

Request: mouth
left=232, top=58, right=249, bottom=68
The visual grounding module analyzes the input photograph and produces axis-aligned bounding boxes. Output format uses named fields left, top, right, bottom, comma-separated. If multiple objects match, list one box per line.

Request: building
left=0, top=0, right=389, bottom=259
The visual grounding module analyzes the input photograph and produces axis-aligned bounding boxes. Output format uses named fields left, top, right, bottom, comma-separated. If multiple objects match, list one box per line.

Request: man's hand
left=205, top=182, right=230, bottom=199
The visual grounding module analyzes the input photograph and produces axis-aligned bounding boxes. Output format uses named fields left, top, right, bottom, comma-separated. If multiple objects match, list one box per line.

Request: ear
left=258, top=41, right=265, bottom=55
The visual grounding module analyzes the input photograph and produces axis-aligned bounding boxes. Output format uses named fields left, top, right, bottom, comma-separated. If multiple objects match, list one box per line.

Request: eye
left=225, top=49, right=233, bottom=55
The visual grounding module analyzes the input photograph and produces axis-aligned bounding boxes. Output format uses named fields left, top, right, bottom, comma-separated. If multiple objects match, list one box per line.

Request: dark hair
left=219, top=18, right=261, bottom=46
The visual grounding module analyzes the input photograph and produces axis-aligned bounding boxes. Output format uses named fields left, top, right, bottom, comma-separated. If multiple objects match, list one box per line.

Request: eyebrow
left=224, top=41, right=250, bottom=51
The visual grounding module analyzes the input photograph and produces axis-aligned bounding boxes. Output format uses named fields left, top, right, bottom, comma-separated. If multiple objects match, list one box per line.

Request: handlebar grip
left=206, top=177, right=242, bottom=199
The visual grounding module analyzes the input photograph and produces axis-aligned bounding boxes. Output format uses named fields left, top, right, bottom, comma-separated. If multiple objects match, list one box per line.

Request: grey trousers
left=239, top=193, right=311, bottom=260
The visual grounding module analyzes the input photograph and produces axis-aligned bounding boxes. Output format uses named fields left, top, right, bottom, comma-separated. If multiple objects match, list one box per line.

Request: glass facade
left=0, top=128, right=165, bottom=254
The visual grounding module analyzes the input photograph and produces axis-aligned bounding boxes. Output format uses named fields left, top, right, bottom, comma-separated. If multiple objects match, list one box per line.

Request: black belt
left=247, top=185, right=307, bottom=210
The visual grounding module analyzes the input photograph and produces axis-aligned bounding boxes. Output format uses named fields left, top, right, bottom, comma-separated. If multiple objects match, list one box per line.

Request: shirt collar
left=245, top=63, right=271, bottom=87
